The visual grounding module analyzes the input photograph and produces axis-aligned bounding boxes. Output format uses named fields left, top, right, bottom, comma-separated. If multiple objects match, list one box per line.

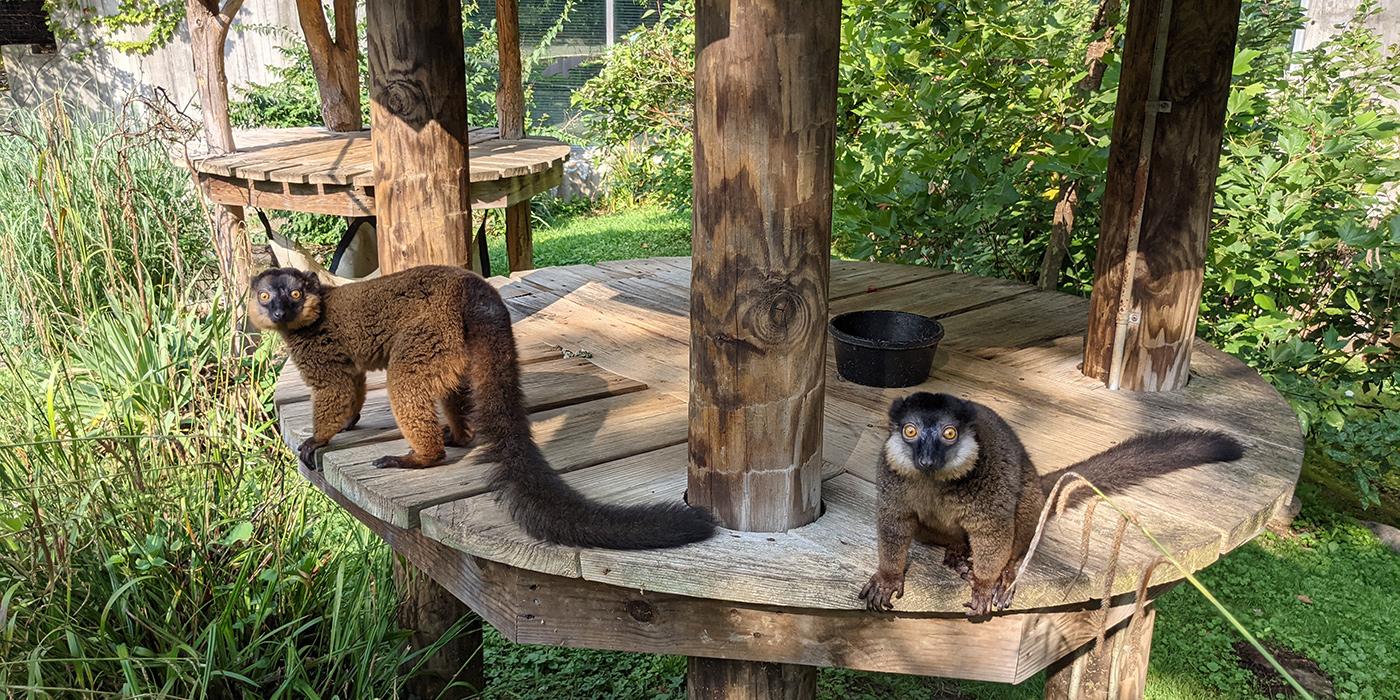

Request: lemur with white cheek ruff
left=860, top=392, right=1244, bottom=616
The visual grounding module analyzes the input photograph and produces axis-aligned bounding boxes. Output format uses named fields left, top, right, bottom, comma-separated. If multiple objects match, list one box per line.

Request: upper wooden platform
left=190, top=126, right=571, bottom=217
left=276, top=257, right=1303, bottom=616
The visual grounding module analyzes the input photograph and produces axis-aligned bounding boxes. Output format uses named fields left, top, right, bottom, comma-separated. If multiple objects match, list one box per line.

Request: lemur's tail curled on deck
left=459, top=275, right=716, bottom=550
left=1043, top=429, right=1246, bottom=505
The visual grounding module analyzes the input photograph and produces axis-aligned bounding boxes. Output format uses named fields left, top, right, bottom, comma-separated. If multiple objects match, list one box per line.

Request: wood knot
left=746, top=279, right=811, bottom=345
left=378, top=80, right=430, bottom=127
left=626, top=599, right=656, bottom=623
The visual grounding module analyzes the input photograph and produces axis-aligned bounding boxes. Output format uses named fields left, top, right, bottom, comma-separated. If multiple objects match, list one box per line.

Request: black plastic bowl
left=828, top=310, right=944, bottom=388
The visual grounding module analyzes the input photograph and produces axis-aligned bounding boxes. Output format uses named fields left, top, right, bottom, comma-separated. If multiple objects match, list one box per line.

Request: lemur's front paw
left=860, top=570, right=906, bottom=611
left=341, top=413, right=362, bottom=431
left=965, top=575, right=1010, bottom=618
left=990, top=568, right=1017, bottom=611
left=297, top=438, right=327, bottom=469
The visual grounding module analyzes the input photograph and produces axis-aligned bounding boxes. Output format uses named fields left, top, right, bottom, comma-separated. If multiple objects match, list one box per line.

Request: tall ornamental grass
left=0, top=103, right=426, bottom=697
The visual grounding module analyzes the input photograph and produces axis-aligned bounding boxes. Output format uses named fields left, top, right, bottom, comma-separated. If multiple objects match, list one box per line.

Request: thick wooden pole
left=366, top=0, right=475, bottom=275
left=392, top=558, right=484, bottom=699
left=496, top=0, right=533, bottom=272
left=1080, top=0, right=1241, bottom=391
left=687, top=0, right=839, bottom=696
left=365, top=2, right=482, bottom=695
left=1044, top=607, right=1157, bottom=699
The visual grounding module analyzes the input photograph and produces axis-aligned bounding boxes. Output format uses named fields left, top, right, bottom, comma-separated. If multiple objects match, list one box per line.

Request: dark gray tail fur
left=461, top=274, right=715, bottom=550
left=487, top=440, right=716, bottom=549
left=1043, top=429, right=1246, bottom=504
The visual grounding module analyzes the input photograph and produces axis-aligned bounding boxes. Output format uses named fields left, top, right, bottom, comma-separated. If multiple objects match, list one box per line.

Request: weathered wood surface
left=1080, top=0, right=1243, bottom=391
left=278, top=257, right=1302, bottom=618
left=365, top=0, right=476, bottom=274
left=297, top=459, right=1141, bottom=684
left=687, top=0, right=841, bottom=535
left=1044, top=606, right=1157, bottom=699
left=191, top=127, right=569, bottom=188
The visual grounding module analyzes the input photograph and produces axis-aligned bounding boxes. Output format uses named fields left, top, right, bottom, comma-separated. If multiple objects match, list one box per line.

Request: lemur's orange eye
left=901, top=423, right=918, bottom=439
left=258, top=291, right=270, bottom=302
left=290, top=290, right=302, bottom=300
left=942, top=426, right=958, bottom=441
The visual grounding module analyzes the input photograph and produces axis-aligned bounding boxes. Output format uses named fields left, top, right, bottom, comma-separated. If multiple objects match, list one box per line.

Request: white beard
left=938, top=434, right=980, bottom=480
left=883, top=433, right=922, bottom=477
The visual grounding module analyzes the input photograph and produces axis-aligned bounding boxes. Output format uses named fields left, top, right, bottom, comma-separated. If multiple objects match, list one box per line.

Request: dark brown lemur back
left=457, top=274, right=716, bottom=549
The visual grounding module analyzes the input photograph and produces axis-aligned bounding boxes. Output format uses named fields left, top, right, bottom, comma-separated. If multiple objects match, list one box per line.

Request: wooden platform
left=276, top=257, right=1303, bottom=681
left=191, top=126, right=571, bottom=217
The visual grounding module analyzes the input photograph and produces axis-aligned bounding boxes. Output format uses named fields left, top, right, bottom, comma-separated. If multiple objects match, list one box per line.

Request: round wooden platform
left=276, top=258, right=1302, bottom=619
left=191, top=126, right=571, bottom=217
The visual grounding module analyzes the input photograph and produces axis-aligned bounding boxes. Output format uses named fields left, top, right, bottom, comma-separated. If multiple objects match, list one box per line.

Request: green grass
left=484, top=204, right=693, bottom=272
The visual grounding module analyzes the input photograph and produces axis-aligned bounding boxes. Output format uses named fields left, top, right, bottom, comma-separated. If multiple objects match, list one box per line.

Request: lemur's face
left=884, top=392, right=980, bottom=479
left=248, top=268, right=323, bottom=331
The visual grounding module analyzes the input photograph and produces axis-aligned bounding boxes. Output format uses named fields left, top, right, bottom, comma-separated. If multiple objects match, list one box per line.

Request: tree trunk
left=687, top=0, right=839, bottom=696
left=1080, top=0, right=1242, bottom=391
left=1044, top=606, right=1156, bottom=699
left=187, top=0, right=253, bottom=299
left=392, top=557, right=484, bottom=699
left=295, top=0, right=362, bottom=131
left=687, top=658, right=816, bottom=700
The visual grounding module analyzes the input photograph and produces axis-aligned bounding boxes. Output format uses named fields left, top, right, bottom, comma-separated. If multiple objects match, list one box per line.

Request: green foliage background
left=573, top=0, right=1400, bottom=505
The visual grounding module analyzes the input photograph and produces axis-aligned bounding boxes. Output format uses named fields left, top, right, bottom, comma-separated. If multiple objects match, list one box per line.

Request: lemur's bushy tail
left=460, top=275, right=715, bottom=550
left=1044, top=429, right=1245, bottom=503
left=487, top=440, right=716, bottom=549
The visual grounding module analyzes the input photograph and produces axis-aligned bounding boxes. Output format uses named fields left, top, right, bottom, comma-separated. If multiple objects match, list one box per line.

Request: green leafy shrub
left=577, top=0, right=1400, bottom=503
left=571, top=0, right=695, bottom=208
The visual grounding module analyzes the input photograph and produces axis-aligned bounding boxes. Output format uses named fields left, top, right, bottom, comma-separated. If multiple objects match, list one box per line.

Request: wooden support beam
left=496, top=0, right=534, bottom=272
left=1044, top=606, right=1157, bottom=700
left=688, top=0, right=840, bottom=696
left=366, top=0, right=475, bottom=275
left=363, top=0, right=482, bottom=692
left=1080, top=0, right=1242, bottom=391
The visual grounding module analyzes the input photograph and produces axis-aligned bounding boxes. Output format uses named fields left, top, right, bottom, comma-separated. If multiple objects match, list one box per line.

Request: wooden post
left=687, top=0, right=839, bottom=696
left=496, top=0, right=533, bottom=273
left=1044, top=606, right=1157, bottom=699
left=365, top=1, right=483, bottom=695
left=393, top=558, right=484, bottom=699
left=1080, top=0, right=1242, bottom=391
left=366, top=0, right=476, bottom=275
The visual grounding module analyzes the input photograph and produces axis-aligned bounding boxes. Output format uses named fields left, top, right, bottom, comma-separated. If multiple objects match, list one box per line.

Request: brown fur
left=249, top=265, right=715, bottom=550
left=859, top=392, right=1244, bottom=616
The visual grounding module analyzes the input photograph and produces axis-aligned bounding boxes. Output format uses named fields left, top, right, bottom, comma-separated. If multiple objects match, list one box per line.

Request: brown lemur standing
left=249, top=265, right=715, bottom=549
left=860, top=392, right=1244, bottom=616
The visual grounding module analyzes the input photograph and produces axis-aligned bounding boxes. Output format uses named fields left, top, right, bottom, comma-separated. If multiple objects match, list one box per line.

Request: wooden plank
left=280, top=356, right=649, bottom=452
left=937, top=290, right=1091, bottom=359
left=202, top=174, right=374, bottom=217
left=273, top=341, right=563, bottom=406
left=304, top=459, right=1142, bottom=684
left=828, top=259, right=949, bottom=300
left=321, top=389, right=689, bottom=528
left=828, top=270, right=1036, bottom=318
left=421, top=444, right=846, bottom=582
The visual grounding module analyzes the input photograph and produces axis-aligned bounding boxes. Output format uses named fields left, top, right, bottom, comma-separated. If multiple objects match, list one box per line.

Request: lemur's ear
left=887, top=396, right=907, bottom=422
